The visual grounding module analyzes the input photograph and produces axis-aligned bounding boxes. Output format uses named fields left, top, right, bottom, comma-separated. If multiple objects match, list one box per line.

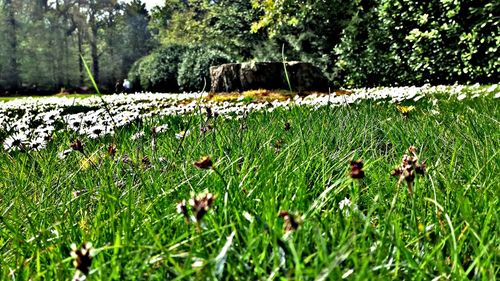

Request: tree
left=0, top=0, right=20, bottom=91
left=122, top=0, right=154, bottom=73
left=250, top=0, right=356, bottom=82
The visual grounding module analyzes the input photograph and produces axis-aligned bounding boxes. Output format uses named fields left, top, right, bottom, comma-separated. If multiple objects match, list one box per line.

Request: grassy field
left=0, top=94, right=95, bottom=102
left=0, top=90, right=499, bottom=280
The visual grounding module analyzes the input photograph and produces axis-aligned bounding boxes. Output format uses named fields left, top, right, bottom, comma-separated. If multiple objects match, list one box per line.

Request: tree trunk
left=4, top=0, right=20, bottom=90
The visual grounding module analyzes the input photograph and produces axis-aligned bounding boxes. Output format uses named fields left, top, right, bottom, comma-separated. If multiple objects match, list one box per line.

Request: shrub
left=335, top=0, right=500, bottom=87
left=128, top=44, right=188, bottom=92
left=177, top=46, right=232, bottom=92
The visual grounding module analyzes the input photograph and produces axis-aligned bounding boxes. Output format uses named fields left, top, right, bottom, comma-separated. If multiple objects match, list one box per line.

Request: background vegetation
left=0, top=0, right=498, bottom=94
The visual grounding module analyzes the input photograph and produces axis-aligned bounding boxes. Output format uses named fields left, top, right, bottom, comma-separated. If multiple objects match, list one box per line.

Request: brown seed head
left=350, top=160, right=364, bottom=170
left=408, top=146, right=417, bottom=154
left=349, top=160, right=365, bottom=179
left=189, top=192, right=216, bottom=222
left=284, top=122, right=291, bottom=131
left=121, top=154, right=132, bottom=165
left=415, top=162, right=426, bottom=175
left=200, top=124, right=213, bottom=134
left=391, top=168, right=403, bottom=177
left=205, top=107, right=213, bottom=119
left=193, top=156, right=213, bottom=169
left=71, top=139, right=84, bottom=153
left=278, top=211, right=300, bottom=233
left=142, top=156, right=151, bottom=168
left=176, top=200, right=190, bottom=222
left=350, top=169, right=365, bottom=179
left=107, top=144, right=116, bottom=158
left=70, top=242, right=93, bottom=275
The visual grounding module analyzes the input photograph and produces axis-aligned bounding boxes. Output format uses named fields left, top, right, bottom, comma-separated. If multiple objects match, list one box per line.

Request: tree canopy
left=0, top=0, right=498, bottom=94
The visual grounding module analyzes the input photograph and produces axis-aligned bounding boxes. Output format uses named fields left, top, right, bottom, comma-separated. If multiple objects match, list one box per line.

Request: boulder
left=210, top=63, right=241, bottom=93
left=210, top=61, right=329, bottom=93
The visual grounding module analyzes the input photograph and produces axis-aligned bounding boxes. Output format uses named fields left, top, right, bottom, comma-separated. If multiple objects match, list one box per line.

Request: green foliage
left=0, top=0, right=156, bottom=94
left=334, top=0, right=394, bottom=87
left=249, top=0, right=355, bottom=83
left=177, top=46, right=231, bottom=92
left=122, top=0, right=155, bottom=72
left=128, top=44, right=188, bottom=92
left=1, top=0, right=498, bottom=93
left=336, top=0, right=500, bottom=87
left=129, top=43, right=232, bottom=93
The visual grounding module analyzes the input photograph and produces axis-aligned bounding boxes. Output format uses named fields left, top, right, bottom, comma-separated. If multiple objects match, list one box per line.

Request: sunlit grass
left=0, top=90, right=498, bottom=280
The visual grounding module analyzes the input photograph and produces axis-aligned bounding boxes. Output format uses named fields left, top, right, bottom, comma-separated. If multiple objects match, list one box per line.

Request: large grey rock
left=210, top=61, right=329, bottom=92
left=209, top=63, right=242, bottom=93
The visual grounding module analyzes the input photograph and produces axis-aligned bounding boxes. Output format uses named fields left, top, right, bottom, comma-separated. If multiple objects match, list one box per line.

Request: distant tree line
left=133, top=0, right=499, bottom=92
left=0, top=0, right=154, bottom=95
left=1, top=0, right=498, bottom=94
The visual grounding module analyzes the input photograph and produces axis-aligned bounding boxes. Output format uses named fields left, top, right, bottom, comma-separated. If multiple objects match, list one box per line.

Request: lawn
left=0, top=85, right=498, bottom=280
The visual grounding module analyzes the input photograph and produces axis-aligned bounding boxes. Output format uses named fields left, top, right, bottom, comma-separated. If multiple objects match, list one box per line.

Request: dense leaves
left=335, top=0, right=500, bottom=86
left=0, top=0, right=498, bottom=93
left=0, top=0, right=154, bottom=94
left=177, top=46, right=231, bottom=92
left=128, top=44, right=187, bottom=92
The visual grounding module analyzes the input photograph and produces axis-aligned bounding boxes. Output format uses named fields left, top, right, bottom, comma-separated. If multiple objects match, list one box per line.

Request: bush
left=177, top=46, right=232, bottom=92
left=335, top=0, right=500, bottom=87
left=128, top=44, right=188, bottom=92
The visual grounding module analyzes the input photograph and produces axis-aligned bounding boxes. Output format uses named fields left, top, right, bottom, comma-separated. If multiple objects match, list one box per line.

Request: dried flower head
left=391, top=146, right=426, bottom=195
left=176, top=200, right=190, bottom=223
left=284, top=122, right=291, bottom=131
left=107, top=144, right=117, bottom=158
left=205, top=107, right=213, bottom=119
left=273, top=139, right=284, bottom=152
left=72, top=190, right=86, bottom=198
left=408, top=146, right=417, bottom=155
left=189, top=192, right=216, bottom=222
left=71, top=139, right=84, bottom=153
left=121, top=153, right=132, bottom=165
left=278, top=211, right=300, bottom=234
left=350, top=160, right=365, bottom=179
left=193, top=156, right=213, bottom=169
left=200, top=124, right=213, bottom=134
left=70, top=242, right=94, bottom=275
left=415, top=161, right=426, bottom=175
left=142, top=156, right=151, bottom=169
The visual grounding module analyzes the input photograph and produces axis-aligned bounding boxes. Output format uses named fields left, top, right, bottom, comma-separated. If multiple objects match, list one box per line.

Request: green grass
left=0, top=94, right=96, bottom=102
left=0, top=96, right=499, bottom=280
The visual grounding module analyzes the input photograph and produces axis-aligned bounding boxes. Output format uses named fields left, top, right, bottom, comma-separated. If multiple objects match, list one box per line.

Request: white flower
left=487, top=84, right=497, bottom=93
left=3, top=133, right=29, bottom=151
left=153, top=124, right=169, bottom=134
left=58, top=149, right=73, bottom=159
left=175, top=129, right=190, bottom=139
left=86, top=125, right=107, bottom=139
left=457, top=94, right=467, bottom=101
left=29, top=137, right=47, bottom=151
left=131, top=131, right=145, bottom=141
left=339, top=197, right=351, bottom=210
